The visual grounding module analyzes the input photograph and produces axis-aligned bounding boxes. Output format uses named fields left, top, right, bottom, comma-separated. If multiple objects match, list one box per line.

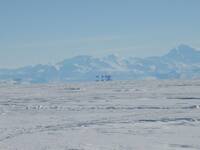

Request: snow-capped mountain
left=1, top=44, right=200, bottom=83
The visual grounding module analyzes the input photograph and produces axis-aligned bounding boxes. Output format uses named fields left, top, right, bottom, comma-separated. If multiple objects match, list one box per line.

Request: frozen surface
left=0, top=80, right=200, bottom=150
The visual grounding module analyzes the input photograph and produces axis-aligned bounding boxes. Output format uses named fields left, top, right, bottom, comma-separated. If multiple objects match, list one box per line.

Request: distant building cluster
left=96, top=74, right=112, bottom=82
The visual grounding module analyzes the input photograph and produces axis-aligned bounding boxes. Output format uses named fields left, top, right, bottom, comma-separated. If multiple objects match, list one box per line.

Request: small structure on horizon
left=96, top=74, right=112, bottom=82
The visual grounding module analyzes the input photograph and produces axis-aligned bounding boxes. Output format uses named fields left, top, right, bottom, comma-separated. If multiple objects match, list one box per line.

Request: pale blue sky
left=0, top=0, right=200, bottom=68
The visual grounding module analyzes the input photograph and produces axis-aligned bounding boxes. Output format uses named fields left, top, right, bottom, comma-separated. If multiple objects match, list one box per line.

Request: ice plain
left=0, top=80, right=200, bottom=150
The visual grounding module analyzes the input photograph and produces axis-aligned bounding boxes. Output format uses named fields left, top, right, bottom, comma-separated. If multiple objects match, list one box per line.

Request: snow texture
left=0, top=80, right=200, bottom=150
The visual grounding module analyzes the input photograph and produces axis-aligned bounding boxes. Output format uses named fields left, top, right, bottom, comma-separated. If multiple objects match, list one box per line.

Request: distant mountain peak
left=176, top=44, right=197, bottom=53
left=169, top=44, right=196, bottom=54
left=164, top=44, right=200, bottom=63
left=106, top=54, right=120, bottom=58
left=1, top=45, right=200, bottom=83
left=177, top=44, right=194, bottom=50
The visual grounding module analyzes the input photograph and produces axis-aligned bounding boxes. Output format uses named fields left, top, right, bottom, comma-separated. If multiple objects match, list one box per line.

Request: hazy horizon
left=0, top=44, right=199, bottom=69
left=1, top=0, right=200, bottom=68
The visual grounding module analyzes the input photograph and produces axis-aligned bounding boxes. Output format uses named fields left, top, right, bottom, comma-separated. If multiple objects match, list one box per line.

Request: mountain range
left=1, top=44, right=200, bottom=83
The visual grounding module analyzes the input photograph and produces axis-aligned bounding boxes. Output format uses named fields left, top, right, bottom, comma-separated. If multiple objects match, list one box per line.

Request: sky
left=0, top=0, right=200, bottom=68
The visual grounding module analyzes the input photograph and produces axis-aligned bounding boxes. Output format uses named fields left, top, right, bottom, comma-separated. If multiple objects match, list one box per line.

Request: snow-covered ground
left=0, top=80, right=200, bottom=150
